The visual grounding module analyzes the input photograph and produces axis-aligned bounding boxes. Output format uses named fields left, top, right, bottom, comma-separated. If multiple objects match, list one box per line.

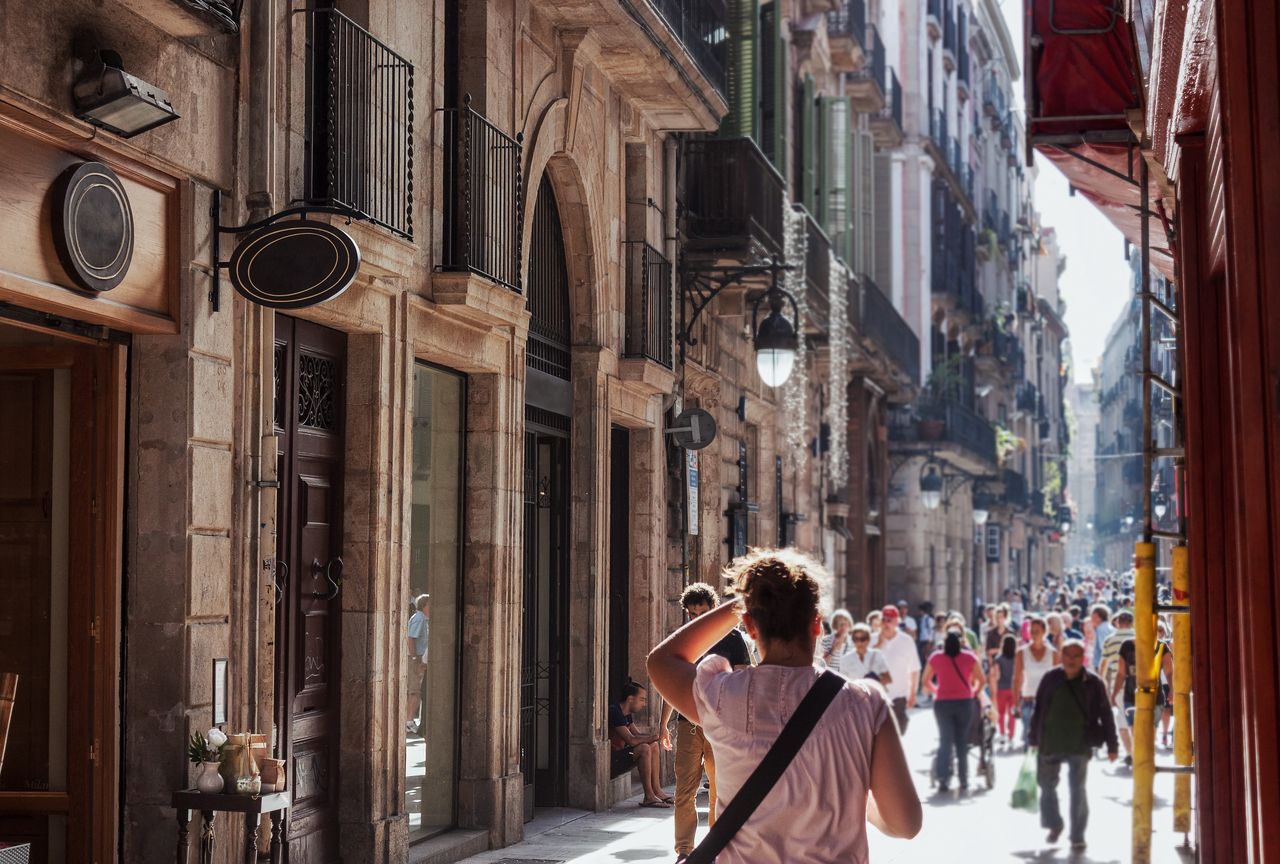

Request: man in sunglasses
left=837, top=622, right=892, bottom=686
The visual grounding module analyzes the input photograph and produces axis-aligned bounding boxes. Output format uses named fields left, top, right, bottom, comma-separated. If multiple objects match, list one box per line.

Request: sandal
left=639, top=799, right=671, bottom=808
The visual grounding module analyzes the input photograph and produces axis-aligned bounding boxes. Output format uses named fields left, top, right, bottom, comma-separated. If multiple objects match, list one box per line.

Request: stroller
left=929, top=696, right=997, bottom=790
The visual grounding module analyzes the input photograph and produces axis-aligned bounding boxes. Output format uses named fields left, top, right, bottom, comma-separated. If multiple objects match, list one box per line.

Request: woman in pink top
left=923, top=628, right=986, bottom=792
left=647, top=548, right=921, bottom=863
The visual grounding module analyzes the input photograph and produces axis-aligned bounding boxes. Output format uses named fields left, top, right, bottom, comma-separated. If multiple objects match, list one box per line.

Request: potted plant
left=188, top=728, right=228, bottom=794
left=917, top=356, right=965, bottom=440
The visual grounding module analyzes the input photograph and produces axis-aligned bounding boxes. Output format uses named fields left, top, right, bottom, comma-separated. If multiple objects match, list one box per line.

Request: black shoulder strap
left=685, top=671, right=846, bottom=864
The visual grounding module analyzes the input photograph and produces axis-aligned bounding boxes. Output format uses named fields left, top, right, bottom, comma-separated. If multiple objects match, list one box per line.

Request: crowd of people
left=605, top=555, right=1172, bottom=863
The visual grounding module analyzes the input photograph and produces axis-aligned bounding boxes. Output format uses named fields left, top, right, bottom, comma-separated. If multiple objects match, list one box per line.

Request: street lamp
left=678, top=258, right=800, bottom=388
left=753, top=291, right=799, bottom=387
left=1153, top=493, right=1168, bottom=520
left=972, top=488, right=995, bottom=526
left=920, top=462, right=944, bottom=510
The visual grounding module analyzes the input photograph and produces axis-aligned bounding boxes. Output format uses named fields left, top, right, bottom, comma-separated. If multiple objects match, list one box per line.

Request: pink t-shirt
left=926, top=649, right=980, bottom=701
left=692, top=655, right=889, bottom=864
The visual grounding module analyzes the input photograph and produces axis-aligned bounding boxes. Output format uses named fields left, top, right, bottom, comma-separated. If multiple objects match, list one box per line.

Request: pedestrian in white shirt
left=817, top=609, right=855, bottom=668
left=838, top=622, right=892, bottom=684
left=874, top=605, right=922, bottom=732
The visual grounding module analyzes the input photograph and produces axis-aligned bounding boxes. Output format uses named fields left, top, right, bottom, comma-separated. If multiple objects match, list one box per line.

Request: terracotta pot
left=918, top=419, right=946, bottom=441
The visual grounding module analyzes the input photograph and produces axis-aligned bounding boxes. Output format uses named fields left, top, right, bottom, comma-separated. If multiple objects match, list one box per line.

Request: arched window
left=527, top=176, right=571, bottom=380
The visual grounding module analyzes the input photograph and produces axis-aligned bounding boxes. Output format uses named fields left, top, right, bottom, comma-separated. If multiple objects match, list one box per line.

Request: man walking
left=1098, top=609, right=1135, bottom=765
left=1088, top=604, right=1113, bottom=670
left=658, top=583, right=751, bottom=860
left=1028, top=640, right=1119, bottom=852
left=874, top=605, right=921, bottom=732
left=405, top=594, right=429, bottom=735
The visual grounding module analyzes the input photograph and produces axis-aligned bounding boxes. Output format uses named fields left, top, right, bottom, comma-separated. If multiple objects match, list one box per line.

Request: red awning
left=1026, top=0, right=1175, bottom=279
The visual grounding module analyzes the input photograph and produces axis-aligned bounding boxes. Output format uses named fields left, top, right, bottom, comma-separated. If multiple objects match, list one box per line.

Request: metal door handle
left=273, top=559, right=289, bottom=604
left=310, top=556, right=343, bottom=601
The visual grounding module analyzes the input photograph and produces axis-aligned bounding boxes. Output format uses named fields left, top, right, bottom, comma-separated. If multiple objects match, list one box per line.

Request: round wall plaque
left=52, top=161, right=135, bottom=293
left=228, top=219, right=361, bottom=309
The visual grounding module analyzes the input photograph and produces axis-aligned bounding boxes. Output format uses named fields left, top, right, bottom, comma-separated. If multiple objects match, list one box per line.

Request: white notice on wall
left=687, top=450, right=699, bottom=536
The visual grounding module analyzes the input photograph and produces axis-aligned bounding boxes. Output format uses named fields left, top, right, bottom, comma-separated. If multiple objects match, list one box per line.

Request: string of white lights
left=782, top=204, right=809, bottom=469
left=826, top=253, right=850, bottom=489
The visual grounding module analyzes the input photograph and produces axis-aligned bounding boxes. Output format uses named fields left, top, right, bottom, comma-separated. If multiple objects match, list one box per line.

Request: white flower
left=206, top=728, right=228, bottom=749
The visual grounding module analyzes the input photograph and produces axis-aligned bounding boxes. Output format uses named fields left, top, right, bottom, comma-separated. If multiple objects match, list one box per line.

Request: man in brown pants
left=658, top=583, right=751, bottom=861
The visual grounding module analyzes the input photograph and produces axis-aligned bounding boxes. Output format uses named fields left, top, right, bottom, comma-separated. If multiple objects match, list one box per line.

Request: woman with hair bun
left=648, top=548, right=922, bottom=863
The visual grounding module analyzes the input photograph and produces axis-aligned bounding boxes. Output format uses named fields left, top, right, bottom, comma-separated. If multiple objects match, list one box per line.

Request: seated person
left=608, top=681, right=670, bottom=807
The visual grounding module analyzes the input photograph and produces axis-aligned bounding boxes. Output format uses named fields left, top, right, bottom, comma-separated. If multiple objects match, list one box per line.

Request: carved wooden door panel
left=274, top=316, right=345, bottom=864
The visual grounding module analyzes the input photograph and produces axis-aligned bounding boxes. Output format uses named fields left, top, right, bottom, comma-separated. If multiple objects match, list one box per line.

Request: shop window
left=405, top=364, right=465, bottom=840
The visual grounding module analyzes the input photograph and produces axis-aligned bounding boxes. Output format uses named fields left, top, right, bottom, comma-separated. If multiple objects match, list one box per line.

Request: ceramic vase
left=196, top=761, right=224, bottom=794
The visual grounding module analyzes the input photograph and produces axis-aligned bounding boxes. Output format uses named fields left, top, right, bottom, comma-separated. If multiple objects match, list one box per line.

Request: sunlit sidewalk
left=455, top=708, right=1195, bottom=864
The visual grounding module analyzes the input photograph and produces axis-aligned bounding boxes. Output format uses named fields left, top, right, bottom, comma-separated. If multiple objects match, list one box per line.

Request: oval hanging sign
left=229, top=219, right=360, bottom=309
left=52, top=161, right=135, bottom=294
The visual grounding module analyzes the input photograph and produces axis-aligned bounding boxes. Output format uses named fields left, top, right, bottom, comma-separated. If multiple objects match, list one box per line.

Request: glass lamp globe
left=756, top=347, right=796, bottom=388
left=1154, top=501, right=1168, bottom=519
left=919, top=468, right=944, bottom=511
left=972, top=507, right=989, bottom=526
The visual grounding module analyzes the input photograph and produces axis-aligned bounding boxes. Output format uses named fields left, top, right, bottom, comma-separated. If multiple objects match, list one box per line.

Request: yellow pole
left=1132, top=541, right=1156, bottom=864
left=1170, top=545, right=1192, bottom=836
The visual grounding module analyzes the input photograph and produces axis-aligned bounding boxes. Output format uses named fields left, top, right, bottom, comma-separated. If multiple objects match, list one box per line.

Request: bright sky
left=998, top=0, right=1133, bottom=384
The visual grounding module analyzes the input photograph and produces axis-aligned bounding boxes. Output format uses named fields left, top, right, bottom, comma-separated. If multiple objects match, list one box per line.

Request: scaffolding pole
left=1132, top=157, right=1156, bottom=864
left=1171, top=545, right=1192, bottom=836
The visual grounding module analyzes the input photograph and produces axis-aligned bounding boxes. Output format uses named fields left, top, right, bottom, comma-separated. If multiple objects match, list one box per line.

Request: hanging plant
left=782, top=203, right=809, bottom=469
left=825, top=253, right=850, bottom=489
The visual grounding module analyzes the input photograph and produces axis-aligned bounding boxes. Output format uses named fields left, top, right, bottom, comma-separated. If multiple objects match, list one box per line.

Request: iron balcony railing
left=984, top=72, right=1006, bottom=118
left=860, top=274, right=921, bottom=385
left=887, top=402, right=996, bottom=464
left=623, top=241, right=674, bottom=368
left=650, top=0, right=728, bottom=97
left=1002, top=469, right=1028, bottom=509
left=880, top=68, right=903, bottom=131
left=683, top=137, right=786, bottom=256
left=438, top=98, right=524, bottom=292
left=945, top=402, right=997, bottom=464
left=827, top=0, right=867, bottom=48
left=930, top=107, right=947, bottom=150
left=1017, top=382, right=1039, bottom=412
left=856, top=25, right=887, bottom=95
left=305, top=8, right=415, bottom=239
left=802, top=210, right=832, bottom=330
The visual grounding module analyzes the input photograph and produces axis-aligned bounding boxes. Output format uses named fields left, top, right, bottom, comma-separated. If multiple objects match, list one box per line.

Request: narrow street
left=456, top=706, right=1192, bottom=864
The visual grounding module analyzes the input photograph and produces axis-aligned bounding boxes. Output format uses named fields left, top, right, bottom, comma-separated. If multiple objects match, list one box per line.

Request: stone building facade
left=880, top=0, right=1071, bottom=617
left=0, top=1, right=922, bottom=864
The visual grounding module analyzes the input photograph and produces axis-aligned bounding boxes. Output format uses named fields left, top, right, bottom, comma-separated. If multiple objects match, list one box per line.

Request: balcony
left=889, top=401, right=998, bottom=471
left=623, top=241, right=674, bottom=368
left=984, top=73, right=1006, bottom=119
left=927, top=0, right=942, bottom=39
left=1002, top=469, right=1029, bottom=509
left=942, top=8, right=956, bottom=71
left=869, top=68, right=904, bottom=147
left=648, top=0, right=728, bottom=98
left=827, top=0, right=867, bottom=72
left=305, top=8, right=415, bottom=239
left=438, top=100, right=524, bottom=292
left=1017, top=382, right=1039, bottom=413
left=859, top=274, right=921, bottom=385
left=683, top=137, right=787, bottom=258
left=848, top=26, right=887, bottom=114
left=528, top=0, right=727, bottom=128
left=802, top=210, right=832, bottom=337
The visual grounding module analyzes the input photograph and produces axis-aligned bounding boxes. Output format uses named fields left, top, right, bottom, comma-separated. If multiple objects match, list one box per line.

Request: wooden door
left=0, top=337, right=123, bottom=864
left=274, top=316, right=345, bottom=864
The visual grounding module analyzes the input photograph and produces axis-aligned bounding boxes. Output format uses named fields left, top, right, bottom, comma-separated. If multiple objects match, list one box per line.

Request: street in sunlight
left=453, top=705, right=1192, bottom=864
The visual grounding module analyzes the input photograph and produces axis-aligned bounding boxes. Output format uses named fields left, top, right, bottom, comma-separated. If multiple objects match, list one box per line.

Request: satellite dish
left=668, top=408, right=717, bottom=450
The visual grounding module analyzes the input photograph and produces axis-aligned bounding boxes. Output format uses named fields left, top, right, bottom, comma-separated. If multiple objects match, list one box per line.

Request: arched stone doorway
left=520, top=175, right=573, bottom=820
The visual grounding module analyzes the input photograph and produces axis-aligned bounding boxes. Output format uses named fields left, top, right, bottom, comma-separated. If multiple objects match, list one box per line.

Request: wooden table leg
left=269, top=811, right=282, bottom=864
left=199, top=810, right=215, bottom=864
left=175, top=807, right=190, bottom=864
left=244, top=812, right=260, bottom=864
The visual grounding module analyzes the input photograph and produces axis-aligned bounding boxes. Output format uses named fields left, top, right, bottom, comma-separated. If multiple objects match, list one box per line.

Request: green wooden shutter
left=818, top=96, right=851, bottom=262
left=722, top=0, right=760, bottom=140
left=770, top=5, right=789, bottom=178
left=873, top=148, right=893, bottom=289
left=800, top=74, right=816, bottom=210
left=854, top=129, right=875, bottom=275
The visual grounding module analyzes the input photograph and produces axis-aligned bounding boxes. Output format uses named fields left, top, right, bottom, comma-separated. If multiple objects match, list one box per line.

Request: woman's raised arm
left=647, top=600, right=741, bottom=722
